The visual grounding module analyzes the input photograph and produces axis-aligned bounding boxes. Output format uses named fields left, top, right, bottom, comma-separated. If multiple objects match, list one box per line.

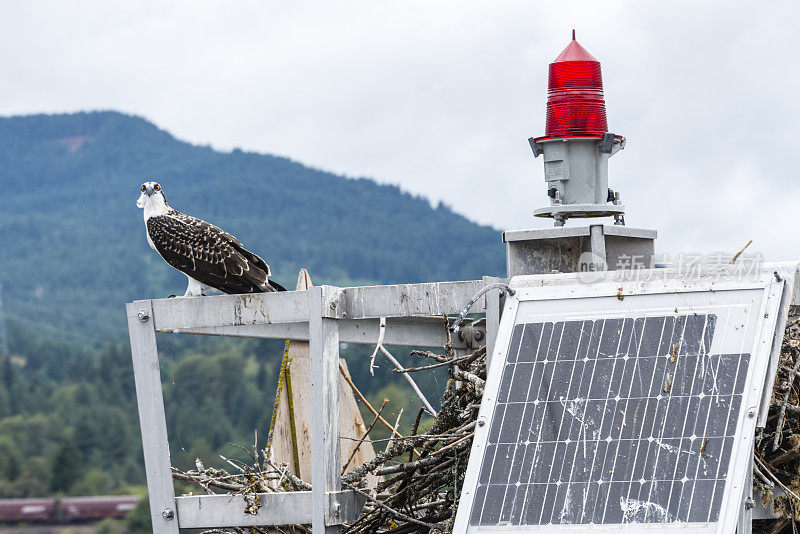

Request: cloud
left=0, top=0, right=797, bottom=259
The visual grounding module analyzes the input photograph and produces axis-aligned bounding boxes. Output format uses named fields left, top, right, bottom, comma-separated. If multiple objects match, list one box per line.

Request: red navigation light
left=542, top=31, right=608, bottom=139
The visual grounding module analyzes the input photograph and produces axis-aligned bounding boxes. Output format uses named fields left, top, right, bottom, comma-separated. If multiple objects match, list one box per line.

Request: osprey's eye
left=154, top=184, right=161, bottom=191
left=141, top=185, right=146, bottom=192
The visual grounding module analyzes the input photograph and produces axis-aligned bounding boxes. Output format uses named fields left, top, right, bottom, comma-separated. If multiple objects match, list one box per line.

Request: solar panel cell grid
left=470, top=312, right=750, bottom=526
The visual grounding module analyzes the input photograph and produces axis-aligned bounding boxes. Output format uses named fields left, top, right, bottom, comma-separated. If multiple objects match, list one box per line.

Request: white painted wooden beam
left=126, top=302, right=179, bottom=534
left=143, top=280, right=489, bottom=333
left=147, top=290, right=310, bottom=332
left=309, top=286, right=342, bottom=533
left=157, top=317, right=461, bottom=348
left=340, top=279, right=487, bottom=319
left=175, top=490, right=364, bottom=528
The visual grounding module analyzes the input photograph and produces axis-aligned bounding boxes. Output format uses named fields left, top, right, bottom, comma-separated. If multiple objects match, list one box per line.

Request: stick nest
left=755, top=314, right=800, bottom=523
left=172, top=337, right=485, bottom=533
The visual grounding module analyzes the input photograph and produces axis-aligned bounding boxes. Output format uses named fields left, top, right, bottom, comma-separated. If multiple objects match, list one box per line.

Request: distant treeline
left=0, top=110, right=504, bottom=340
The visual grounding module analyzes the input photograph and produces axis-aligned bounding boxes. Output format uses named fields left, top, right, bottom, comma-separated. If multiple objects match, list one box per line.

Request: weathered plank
left=339, top=317, right=451, bottom=347
left=270, top=272, right=380, bottom=490
left=273, top=355, right=383, bottom=484
left=309, top=286, right=342, bottom=532
left=148, top=290, right=310, bottom=332
left=341, top=280, right=487, bottom=320
left=175, top=490, right=364, bottom=528
left=269, top=271, right=315, bottom=487
left=155, top=317, right=456, bottom=348
left=145, top=280, right=487, bottom=333
left=126, top=302, right=179, bottom=534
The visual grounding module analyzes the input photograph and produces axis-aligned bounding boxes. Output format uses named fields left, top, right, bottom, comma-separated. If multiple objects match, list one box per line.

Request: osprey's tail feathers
left=229, top=245, right=285, bottom=293
left=267, top=279, right=287, bottom=292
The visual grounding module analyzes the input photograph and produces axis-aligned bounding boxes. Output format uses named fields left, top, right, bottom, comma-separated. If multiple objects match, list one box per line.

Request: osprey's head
left=137, top=181, right=167, bottom=209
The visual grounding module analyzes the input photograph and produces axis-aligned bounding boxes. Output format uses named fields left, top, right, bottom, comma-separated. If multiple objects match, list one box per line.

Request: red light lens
left=543, top=40, right=608, bottom=138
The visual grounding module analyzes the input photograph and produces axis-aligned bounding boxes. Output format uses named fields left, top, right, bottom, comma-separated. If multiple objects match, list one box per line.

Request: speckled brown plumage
left=146, top=208, right=285, bottom=294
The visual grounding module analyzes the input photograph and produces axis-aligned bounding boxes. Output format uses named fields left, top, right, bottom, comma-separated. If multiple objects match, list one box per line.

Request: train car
left=0, top=498, right=57, bottom=522
left=60, top=496, right=141, bottom=522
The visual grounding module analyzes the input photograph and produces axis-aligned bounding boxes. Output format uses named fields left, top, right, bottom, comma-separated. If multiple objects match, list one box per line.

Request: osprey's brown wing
left=146, top=210, right=284, bottom=293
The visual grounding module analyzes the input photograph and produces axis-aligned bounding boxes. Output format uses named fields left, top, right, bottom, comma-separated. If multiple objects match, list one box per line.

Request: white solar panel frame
left=454, top=266, right=792, bottom=534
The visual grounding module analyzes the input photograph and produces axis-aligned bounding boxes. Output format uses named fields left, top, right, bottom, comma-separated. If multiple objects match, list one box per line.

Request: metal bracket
left=318, top=285, right=345, bottom=319
left=457, top=320, right=487, bottom=349
left=326, top=490, right=367, bottom=525
left=600, top=132, right=615, bottom=154
left=528, top=137, right=541, bottom=157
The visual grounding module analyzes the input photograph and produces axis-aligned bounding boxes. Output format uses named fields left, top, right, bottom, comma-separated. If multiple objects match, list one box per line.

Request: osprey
left=137, top=181, right=285, bottom=296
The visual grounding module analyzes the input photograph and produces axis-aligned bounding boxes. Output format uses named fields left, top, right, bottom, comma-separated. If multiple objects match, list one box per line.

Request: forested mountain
left=0, top=111, right=504, bottom=341
left=0, top=112, right=503, bottom=518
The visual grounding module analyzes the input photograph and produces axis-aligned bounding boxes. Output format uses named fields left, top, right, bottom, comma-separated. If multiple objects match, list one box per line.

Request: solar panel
left=454, top=269, right=792, bottom=533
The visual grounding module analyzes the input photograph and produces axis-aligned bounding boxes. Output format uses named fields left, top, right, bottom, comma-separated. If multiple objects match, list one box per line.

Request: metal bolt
left=330, top=301, right=337, bottom=309
left=474, top=329, right=485, bottom=342
left=478, top=418, right=486, bottom=427
left=333, top=502, right=341, bottom=517
left=162, top=508, right=174, bottom=520
left=747, top=408, right=757, bottom=419
left=744, top=497, right=755, bottom=510
left=138, top=310, right=150, bottom=322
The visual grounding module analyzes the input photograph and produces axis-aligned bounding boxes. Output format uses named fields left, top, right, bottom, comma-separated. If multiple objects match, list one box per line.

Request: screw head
left=478, top=418, right=486, bottom=427
left=137, top=310, right=150, bottom=322
left=333, top=502, right=341, bottom=517
left=747, top=408, right=757, bottom=419
left=474, top=329, right=485, bottom=342
left=744, top=497, right=755, bottom=510
left=162, top=508, right=174, bottom=520
left=330, top=301, right=337, bottom=309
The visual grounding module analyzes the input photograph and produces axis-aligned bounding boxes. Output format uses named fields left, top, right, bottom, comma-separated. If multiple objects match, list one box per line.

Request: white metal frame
left=454, top=265, right=796, bottom=534
left=126, top=279, right=505, bottom=533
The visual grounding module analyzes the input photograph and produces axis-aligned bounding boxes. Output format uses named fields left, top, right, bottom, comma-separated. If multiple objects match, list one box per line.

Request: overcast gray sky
left=1, top=1, right=798, bottom=260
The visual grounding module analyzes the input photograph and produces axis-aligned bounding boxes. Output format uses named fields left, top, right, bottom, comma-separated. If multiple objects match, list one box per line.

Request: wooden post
left=126, top=301, right=179, bottom=534
left=269, top=270, right=315, bottom=483
left=310, top=286, right=342, bottom=533
left=270, top=271, right=380, bottom=490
